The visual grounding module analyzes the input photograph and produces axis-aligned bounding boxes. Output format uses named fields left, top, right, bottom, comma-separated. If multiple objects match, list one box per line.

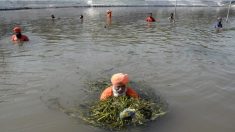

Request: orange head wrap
left=111, top=73, right=129, bottom=85
left=13, top=26, right=21, bottom=33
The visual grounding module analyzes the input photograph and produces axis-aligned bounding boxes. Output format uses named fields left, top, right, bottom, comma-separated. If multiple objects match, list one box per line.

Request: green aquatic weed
left=61, top=79, right=167, bottom=130
left=80, top=96, right=166, bottom=130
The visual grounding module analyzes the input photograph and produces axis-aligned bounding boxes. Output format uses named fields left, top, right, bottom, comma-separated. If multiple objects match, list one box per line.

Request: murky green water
left=0, top=7, right=235, bottom=132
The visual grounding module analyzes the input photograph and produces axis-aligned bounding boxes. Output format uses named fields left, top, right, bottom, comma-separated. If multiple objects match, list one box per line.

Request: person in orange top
left=146, top=13, right=156, bottom=22
left=11, top=26, right=29, bottom=42
left=100, top=73, right=139, bottom=100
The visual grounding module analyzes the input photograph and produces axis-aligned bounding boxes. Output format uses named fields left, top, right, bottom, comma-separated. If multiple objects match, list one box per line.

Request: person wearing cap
left=100, top=73, right=139, bottom=100
left=146, top=13, right=156, bottom=22
left=11, top=26, right=29, bottom=42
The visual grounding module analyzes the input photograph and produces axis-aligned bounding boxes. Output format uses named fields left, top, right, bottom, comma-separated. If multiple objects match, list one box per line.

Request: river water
left=0, top=7, right=235, bottom=132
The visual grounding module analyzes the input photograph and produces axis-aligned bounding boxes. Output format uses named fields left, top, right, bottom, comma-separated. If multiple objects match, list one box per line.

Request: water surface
left=0, top=7, right=235, bottom=132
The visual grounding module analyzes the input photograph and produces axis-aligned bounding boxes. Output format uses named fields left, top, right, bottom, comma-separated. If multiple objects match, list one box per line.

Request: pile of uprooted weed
left=80, top=96, right=166, bottom=130
left=61, top=79, right=167, bottom=130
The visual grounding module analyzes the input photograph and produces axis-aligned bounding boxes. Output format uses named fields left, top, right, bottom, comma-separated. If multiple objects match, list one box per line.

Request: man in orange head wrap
left=11, top=26, right=29, bottom=42
left=100, top=73, right=139, bottom=100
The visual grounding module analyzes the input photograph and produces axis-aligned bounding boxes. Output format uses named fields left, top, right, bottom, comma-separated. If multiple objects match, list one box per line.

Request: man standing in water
left=169, top=13, right=175, bottom=23
left=216, top=17, right=223, bottom=28
left=105, top=9, right=112, bottom=28
left=11, top=26, right=29, bottom=42
left=100, top=73, right=139, bottom=100
left=215, top=17, right=223, bottom=32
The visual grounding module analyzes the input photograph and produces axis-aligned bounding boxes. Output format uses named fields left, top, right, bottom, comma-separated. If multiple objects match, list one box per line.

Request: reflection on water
left=0, top=7, right=235, bottom=132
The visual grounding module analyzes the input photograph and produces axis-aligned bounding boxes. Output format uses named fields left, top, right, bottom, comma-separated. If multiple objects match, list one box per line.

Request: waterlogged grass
left=61, top=79, right=167, bottom=130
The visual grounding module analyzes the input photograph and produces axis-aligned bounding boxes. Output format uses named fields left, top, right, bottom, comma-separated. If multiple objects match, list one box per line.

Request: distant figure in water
left=168, top=13, right=175, bottom=23
left=106, top=9, right=112, bottom=27
left=80, top=14, right=83, bottom=20
left=51, top=14, right=55, bottom=20
left=216, top=17, right=223, bottom=28
left=11, top=26, right=29, bottom=42
left=146, top=13, right=156, bottom=22
left=106, top=9, right=112, bottom=18
left=215, top=17, right=223, bottom=32
left=80, top=14, right=83, bottom=23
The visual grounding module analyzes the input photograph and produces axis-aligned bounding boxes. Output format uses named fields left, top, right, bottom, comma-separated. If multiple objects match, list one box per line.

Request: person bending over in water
left=146, top=13, right=156, bottom=22
left=100, top=73, right=139, bottom=100
left=11, top=26, right=29, bottom=42
left=169, top=13, right=175, bottom=23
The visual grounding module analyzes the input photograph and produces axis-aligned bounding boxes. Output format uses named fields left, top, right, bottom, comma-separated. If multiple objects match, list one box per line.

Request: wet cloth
left=119, top=108, right=136, bottom=119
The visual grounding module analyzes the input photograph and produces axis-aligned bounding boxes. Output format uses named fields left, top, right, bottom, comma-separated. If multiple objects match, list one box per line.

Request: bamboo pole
left=226, top=0, right=232, bottom=22
left=174, top=0, right=177, bottom=19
